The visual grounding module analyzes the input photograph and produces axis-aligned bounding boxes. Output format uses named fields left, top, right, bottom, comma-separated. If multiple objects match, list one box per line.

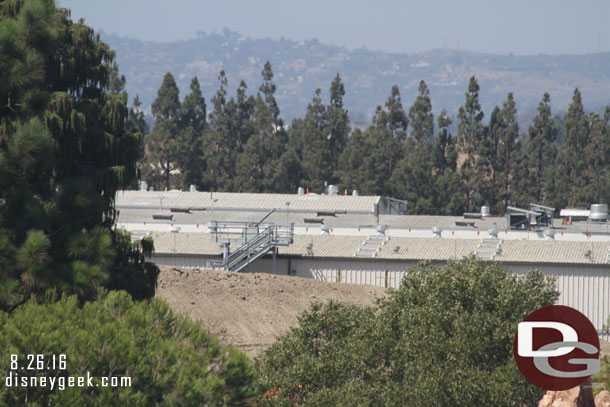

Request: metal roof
left=376, top=238, right=480, bottom=260
left=149, top=232, right=610, bottom=265
left=495, top=240, right=609, bottom=264
left=116, top=190, right=380, bottom=214
left=280, top=235, right=365, bottom=258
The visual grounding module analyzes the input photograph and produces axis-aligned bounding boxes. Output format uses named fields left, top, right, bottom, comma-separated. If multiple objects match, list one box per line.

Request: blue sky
left=58, top=0, right=610, bottom=55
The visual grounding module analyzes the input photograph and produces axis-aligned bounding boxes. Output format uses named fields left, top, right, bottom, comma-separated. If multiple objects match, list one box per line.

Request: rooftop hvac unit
left=589, top=204, right=608, bottom=221
left=506, top=205, right=553, bottom=230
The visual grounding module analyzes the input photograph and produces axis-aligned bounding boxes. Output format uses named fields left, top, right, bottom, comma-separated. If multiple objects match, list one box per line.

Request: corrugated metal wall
left=150, top=254, right=610, bottom=339
left=510, top=264, right=610, bottom=340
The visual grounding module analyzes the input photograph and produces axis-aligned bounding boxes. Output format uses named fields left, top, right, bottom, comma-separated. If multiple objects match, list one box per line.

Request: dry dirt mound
left=156, top=266, right=387, bottom=357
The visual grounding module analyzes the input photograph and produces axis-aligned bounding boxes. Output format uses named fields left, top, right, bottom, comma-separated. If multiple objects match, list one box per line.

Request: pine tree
left=302, top=89, right=330, bottom=192
left=433, top=109, right=457, bottom=173
left=391, top=81, right=435, bottom=213
left=497, top=93, right=520, bottom=208
left=234, top=69, right=282, bottom=192
left=0, top=0, right=155, bottom=309
left=582, top=110, right=610, bottom=203
left=481, top=106, right=503, bottom=210
left=145, top=72, right=182, bottom=190
left=337, top=128, right=375, bottom=194
left=327, top=73, right=350, bottom=183
left=549, top=89, right=589, bottom=207
left=527, top=93, right=557, bottom=203
left=126, top=95, right=149, bottom=187
left=457, top=76, right=486, bottom=211
left=364, top=85, right=408, bottom=195
left=107, top=62, right=126, bottom=94
left=408, top=80, right=434, bottom=144
left=179, top=77, right=207, bottom=189
left=203, top=71, right=238, bottom=190
left=259, top=61, right=282, bottom=127
left=432, top=111, right=464, bottom=214
left=258, top=63, right=290, bottom=192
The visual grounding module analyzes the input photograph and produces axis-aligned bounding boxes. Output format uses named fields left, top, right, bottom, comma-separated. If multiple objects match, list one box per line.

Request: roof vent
left=352, top=190, right=359, bottom=196
left=376, top=225, right=387, bottom=236
left=298, top=187, right=305, bottom=195
left=543, top=229, right=555, bottom=241
left=393, top=245, right=400, bottom=253
left=488, top=228, right=498, bottom=239
left=189, top=184, right=197, bottom=192
left=590, top=204, right=608, bottom=221
left=432, top=226, right=442, bottom=238
left=321, top=224, right=330, bottom=235
left=327, top=185, right=338, bottom=195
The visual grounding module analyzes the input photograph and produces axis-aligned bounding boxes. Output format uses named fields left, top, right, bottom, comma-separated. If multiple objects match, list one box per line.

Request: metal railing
left=207, top=221, right=294, bottom=272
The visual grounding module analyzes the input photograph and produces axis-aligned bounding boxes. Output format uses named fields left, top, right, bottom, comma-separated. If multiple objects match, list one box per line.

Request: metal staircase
left=475, top=238, right=502, bottom=261
left=207, top=210, right=294, bottom=272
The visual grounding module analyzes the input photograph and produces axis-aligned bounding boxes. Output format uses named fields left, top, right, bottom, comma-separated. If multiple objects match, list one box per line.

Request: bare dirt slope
left=156, top=266, right=387, bottom=357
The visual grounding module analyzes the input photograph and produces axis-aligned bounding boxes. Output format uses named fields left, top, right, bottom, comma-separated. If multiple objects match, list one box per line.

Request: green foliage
left=0, top=290, right=257, bottom=406
left=106, top=231, right=159, bottom=301
left=144, top=72, right=183, bottom=189
left=300, top=75, right=350, bottom=192
left=256, top=257, right=558, bottom=406
left=391, top=81, right=435, bottom=214
left=234, top=63, right=291, bottom=192
left=457, top=76, right=486, bottom=211
left=527, top=93, right=557, bottom=203
left=0, top=0, right=158, bottom=309
left=144, top=74, right=208, bottom=191
left=336, top=128, right=375, bottom=193
left=137, top=65, right=610, bottom=216
left=180, top=77, right=207, bottom=189
left=342, top=85, right=408, bottom=196
left=478, top=93, right=520, bottom=212
left=203, top=71, right=240, bottom=190
left=408, top=80, right=434, bottom=144
left=301, top=89, right=330, bottom=192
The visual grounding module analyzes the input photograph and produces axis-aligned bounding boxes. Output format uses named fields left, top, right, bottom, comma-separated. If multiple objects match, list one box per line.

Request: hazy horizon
left=58, top=0, right=610, bottom=56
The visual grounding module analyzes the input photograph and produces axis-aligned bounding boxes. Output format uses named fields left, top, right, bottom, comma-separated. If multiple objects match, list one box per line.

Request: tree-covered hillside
left=103, top=29, right=610, bottom=124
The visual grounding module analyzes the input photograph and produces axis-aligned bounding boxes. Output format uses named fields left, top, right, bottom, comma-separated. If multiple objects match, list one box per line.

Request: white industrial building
left=115, top=189, right=610, bottom=339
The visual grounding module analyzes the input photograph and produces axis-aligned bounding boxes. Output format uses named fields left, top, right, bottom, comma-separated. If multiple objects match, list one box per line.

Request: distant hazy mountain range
left=102, top=29, right=610, bottom=127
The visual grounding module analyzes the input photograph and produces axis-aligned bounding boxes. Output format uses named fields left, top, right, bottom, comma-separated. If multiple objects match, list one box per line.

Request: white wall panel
left=509, top=264, right=610, bottom=340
